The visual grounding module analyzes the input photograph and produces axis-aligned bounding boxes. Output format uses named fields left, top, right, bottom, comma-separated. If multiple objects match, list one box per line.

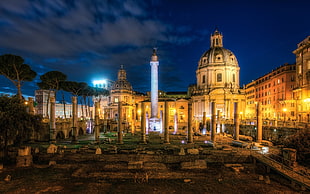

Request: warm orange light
left=283, top=108, right=287, bottom=112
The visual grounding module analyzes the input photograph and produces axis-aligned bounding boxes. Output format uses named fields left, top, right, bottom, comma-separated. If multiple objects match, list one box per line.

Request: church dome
left=111, top=79, right=132, bottom=90
left=195, top=29, right=240, bottom=92
left=198, top=47, right=239, bottom=69
left=111, top=66, right=133, bottom=91
left=198, top=29, right=239, bottom=69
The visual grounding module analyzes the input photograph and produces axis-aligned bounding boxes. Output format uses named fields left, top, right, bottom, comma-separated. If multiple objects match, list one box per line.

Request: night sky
left=0, top=0, right=309, bottom=98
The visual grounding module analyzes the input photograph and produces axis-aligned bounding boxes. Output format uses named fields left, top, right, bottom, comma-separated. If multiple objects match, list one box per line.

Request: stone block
left=144, top=162, right=167, bottom=170
left=104, top=163, right=127, bottom=170
left=34, top=147, right=40, bottom=154
left=95, top=148, right=102, bottom=155
left=4, top=175, right=11, bottom=182
left=264, top=176, right=270, bottom=184
left=187, top=148, right=199, bottom=155
left=16, top=155, right=33, bottom=167
left=181, top=160, right=207, bottom=170
left=18, top=146, right=31, bottom=156
left=128, top=161, right=143, bottom=169
left=184, top=179, right=191, bottom=183
left=47, top=144, right=58, bottom=154
left=179, top=148, right=186, bottom=155
left=49, top=161, right=57, bottom=166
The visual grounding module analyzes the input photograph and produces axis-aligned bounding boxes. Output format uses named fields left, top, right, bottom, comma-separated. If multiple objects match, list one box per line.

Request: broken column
left=234, top=102, right=240, bottom=140
left=71, top=96, right=78, bottom=143
left=203, top=111, right=206, bottom=132
left=28, top=97, right=35, bottom=142
left=187, top=101, right=193, bottom=143
left=217, top=110, right=221, bottom=134
left=211, top=102, right=216, bottom=142
left=256, top=102, right=262, bottom=143
left=140, top=102, right=147, bottom=144
left=94, top=101, right=100, bottom=143
left=164, top=100, right=170, bottom=144
left=16, top=146, right=32, bottom=167
left=49, top=96, right=56, bottom=143
left=117, top=101, right=123, bottom=144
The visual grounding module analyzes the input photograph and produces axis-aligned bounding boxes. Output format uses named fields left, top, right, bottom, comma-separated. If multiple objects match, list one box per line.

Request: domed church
left=189, top=29, right=245, bottom=131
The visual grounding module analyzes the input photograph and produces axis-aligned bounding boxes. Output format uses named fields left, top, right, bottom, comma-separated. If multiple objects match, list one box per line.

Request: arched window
left=217, top=73, right=222, bottom=82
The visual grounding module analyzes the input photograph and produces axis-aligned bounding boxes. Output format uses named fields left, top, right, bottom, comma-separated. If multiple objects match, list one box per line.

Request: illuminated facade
left=96, top=65, right=139, bottom=131
left=35, top=89, right=88, bottom=118
left=245, top=81, right=256, bottom=119
left=189, top=29, right=245, bottom=130
left=253, top=64, right=296, bottom=120
left=293, top=36, right=310, bottom=122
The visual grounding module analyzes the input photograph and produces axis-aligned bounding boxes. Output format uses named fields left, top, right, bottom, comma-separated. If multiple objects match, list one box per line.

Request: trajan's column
left=149, top=48, right=162, bottom=132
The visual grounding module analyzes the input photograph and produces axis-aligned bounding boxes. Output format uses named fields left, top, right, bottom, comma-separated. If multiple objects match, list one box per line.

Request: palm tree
left=0, top=54, right=36, bottom=100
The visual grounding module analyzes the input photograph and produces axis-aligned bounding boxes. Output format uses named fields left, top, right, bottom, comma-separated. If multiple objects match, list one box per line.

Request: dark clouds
left=0, top=0, right=309, bottom=97
left=0, top=0, right=196, bottom=96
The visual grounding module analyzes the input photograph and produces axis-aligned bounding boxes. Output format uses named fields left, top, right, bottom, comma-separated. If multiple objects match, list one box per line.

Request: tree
left=0, top=95, right=43, bottom=163
left=0, top=54, right=37, bottom=99
left=37, top=71, right=67, bottom=117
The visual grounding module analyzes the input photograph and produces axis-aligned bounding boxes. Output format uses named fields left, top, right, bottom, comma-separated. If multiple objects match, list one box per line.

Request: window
left=217, top=73, right=222, bottom=82
left=115, top=97, right=119, bottom=102
left=232, top=74, right=235, bottom=82
left=202, top=75, right=206, bottom=83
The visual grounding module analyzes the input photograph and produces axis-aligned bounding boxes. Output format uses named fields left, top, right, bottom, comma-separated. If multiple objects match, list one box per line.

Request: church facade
left=189, top=30, right=245, bottom=131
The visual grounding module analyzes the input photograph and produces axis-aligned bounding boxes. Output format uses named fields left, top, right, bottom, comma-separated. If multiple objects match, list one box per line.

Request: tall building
left=189, top=29, right=245, bottom=130
left=35, top=90, right=55, bottom=117
left=245, top=64, right=296, bottom=121
left=293, top=36, right=310, bottom=122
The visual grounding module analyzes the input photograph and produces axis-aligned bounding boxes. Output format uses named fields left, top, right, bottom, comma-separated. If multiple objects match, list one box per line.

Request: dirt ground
left=0, top=163, right=305, bottom=194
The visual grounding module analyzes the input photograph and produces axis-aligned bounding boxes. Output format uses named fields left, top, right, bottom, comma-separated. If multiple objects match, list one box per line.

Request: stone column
left=187, top=101, right=193, bottom=143
left=256, top=102, right=262, bottom=143
left=150, top=49, right=159, bottom=118
left=164, top=100, right=170, bottom=144
left=49, top=97, right=56, bottom=143
left=28, top=97, right=35, bottom=142
left=140, top=102, right=147, bottom=144
left=203, top=112, right=206, bottom=131
left=234, top=102, right=240, bottom=140
left=94, top=101, right=100, bottom=143
left=132, top=109, right=136, bottom=134
left=211, top=102, right=216, bottom=142
left=117, top=101, right=123, bottom=144
left=71, top=96, right=78, bottom=143
left=28, top=97, right=34, bottom=115
left=174, top=111, right=178, bottom=134
left=217, top=110, right=220, bottom=134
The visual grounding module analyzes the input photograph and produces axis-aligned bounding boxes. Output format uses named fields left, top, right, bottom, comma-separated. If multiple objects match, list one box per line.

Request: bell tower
left=210, top=29, right=223, bottom=48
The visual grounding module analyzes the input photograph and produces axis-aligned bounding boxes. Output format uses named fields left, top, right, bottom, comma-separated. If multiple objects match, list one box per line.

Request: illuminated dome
left=195, top=29, right=240, bottom=91
left=198, top=30, right=239, bottom=69
left=111, top=65, right=133, bottom=91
